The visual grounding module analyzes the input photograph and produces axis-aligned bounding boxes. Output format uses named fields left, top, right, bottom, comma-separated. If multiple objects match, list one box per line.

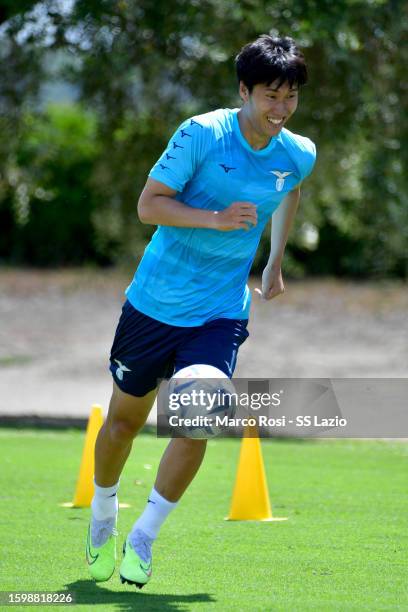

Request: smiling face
left=238, top=79, right=299, bottom=150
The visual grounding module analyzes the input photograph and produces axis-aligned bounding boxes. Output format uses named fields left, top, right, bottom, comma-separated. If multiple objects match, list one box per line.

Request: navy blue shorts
left=109, top=300, right=249, bottom=397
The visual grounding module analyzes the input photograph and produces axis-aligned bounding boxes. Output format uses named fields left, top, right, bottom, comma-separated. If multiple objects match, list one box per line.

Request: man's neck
left=237, top=108, right=271, bottom=151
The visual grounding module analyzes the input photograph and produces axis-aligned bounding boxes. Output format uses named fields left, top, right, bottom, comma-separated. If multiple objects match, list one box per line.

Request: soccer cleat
left=86, top=522, right=117, bottom=582
left=119, top=535, right=153, bottom=589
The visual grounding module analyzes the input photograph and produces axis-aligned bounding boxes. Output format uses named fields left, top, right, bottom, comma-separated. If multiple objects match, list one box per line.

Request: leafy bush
left=0, top=0, right=407, bottom=276
left=1, top=104, right=114, bottom=265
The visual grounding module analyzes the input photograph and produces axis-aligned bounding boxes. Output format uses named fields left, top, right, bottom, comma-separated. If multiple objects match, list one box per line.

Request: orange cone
left=226, top=424, right=287, bottom=521
left=61, top=405, right=103, bottom=508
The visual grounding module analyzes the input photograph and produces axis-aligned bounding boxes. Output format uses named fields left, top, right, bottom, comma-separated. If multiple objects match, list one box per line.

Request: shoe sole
left=119, top=542, right=149, bottom=589
left=92, top=568, right=115, bottom=583
left=119, top=574, right=146, bottom=589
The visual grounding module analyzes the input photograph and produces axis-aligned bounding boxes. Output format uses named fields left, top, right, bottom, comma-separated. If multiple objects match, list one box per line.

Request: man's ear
left=239, top=81, right=249, bottom=102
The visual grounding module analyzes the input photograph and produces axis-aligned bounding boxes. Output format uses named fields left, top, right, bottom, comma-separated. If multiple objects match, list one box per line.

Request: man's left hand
left=254, top=264, right=285, bottom=301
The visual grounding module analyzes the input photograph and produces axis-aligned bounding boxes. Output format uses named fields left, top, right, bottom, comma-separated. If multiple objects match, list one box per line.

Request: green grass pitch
left=0, top=428, right=406, bottom=611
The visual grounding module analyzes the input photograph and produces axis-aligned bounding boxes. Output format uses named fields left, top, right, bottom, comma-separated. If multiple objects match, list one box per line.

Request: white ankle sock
left=131, top=487, right=178, bottom=540
left=91, top=480, right=119, bottom=520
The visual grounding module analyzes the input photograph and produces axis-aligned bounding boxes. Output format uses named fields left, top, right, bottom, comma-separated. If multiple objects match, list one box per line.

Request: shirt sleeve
left=298, top=137, right=317, bottom=182
left=149, top=117, right=212, bottom=192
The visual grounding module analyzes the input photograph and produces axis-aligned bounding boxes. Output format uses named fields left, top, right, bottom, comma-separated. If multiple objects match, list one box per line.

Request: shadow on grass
left=65, top=580, right=215, bottom=611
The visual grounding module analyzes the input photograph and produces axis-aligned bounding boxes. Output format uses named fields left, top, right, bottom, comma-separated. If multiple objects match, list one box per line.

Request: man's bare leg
left=94, top=382, right=207, bottom=502
left=85, top=379, right=211, bottom=590
left=154, top=438, right=207, bottom=502
left=90, top=381, right=208, bottom=578
left=126, top=437, right=207, bottom=565
left=95, top=382, right=207, bottom=497
left=87, top=382, right=158, bottom=580
left=94, top=381, right=157, bottom=487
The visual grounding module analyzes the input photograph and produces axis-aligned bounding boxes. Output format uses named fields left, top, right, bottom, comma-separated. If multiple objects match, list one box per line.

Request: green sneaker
left=86, top=522, right=117, bottom=582
left=119, top=533, right=153, bottom=589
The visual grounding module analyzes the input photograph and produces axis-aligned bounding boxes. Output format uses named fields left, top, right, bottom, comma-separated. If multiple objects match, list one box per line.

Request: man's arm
left=138, top=178, right=258, bottom=231
left=268, top=184, right=301, bottom=267
left=255, top=185, right=301, bottom=301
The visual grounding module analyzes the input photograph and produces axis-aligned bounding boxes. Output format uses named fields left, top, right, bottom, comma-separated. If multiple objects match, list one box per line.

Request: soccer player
left=86, top=35, right=316, bottom=587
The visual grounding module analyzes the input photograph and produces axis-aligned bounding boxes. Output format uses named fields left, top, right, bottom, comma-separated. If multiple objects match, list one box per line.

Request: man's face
left=239, top=79, right=299, bottom=139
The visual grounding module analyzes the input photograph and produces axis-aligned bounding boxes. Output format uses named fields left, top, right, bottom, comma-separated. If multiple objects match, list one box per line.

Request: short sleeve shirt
left=126, top=108, right=316, bottom=326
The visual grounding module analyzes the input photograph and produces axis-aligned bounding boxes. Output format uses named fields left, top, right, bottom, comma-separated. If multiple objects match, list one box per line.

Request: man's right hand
left=212, top=201, right=258, bottom=231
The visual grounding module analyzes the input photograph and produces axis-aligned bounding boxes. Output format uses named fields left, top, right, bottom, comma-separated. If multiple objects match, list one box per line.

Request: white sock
left=130, top=487, right=178, bottom=540
left=91, top=480, right=119, bottom=520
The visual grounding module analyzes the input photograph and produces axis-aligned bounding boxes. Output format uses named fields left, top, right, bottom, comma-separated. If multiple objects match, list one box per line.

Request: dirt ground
left=0, top=269, right=407, bottom=421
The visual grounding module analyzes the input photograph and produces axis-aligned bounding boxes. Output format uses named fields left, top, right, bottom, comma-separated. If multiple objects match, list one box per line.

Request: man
left=86, top=34, right=316, bottom=587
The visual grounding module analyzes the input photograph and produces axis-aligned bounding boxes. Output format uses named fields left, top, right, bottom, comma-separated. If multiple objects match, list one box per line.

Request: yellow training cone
left=61, top=404, right=104, bottom=508
left=226, top=424, right=287, bottom=521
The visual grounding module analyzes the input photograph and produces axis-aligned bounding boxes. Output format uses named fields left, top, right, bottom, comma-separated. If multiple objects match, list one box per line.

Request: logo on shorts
left=114, top=359, right=131, bottom=381
left=270, top=170, right=293, bottom=191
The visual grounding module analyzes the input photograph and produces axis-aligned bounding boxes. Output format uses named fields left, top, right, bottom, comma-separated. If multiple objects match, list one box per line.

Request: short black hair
left=235, top=35, right=308, bottom=92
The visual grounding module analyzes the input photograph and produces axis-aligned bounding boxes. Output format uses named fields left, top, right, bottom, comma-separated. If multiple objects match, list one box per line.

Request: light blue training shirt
left=126, top=108, right=316, bottom=326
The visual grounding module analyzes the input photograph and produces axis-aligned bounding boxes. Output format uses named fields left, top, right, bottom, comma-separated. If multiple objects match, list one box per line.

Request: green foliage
left=0, top=104, right=116, bottom=265
left=0, top=0, right=407, bottom=275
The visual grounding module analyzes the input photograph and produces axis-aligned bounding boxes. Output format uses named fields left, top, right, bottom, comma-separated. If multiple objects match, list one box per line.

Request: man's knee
left=104, top=383, right=156, bottom=444
left=176, top=437, right=207, bottom=452
left=106, top=418, right=142, bottom=444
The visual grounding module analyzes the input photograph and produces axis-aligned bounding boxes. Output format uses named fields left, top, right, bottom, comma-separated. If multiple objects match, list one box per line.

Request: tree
left=0, top=0, right=407, bottom=275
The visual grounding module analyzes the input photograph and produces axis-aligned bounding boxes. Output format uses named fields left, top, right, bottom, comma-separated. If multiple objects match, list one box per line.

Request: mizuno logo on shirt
left=219, top=164, right=237, bottom=173
left=270, top=170, right=293, bottom=191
